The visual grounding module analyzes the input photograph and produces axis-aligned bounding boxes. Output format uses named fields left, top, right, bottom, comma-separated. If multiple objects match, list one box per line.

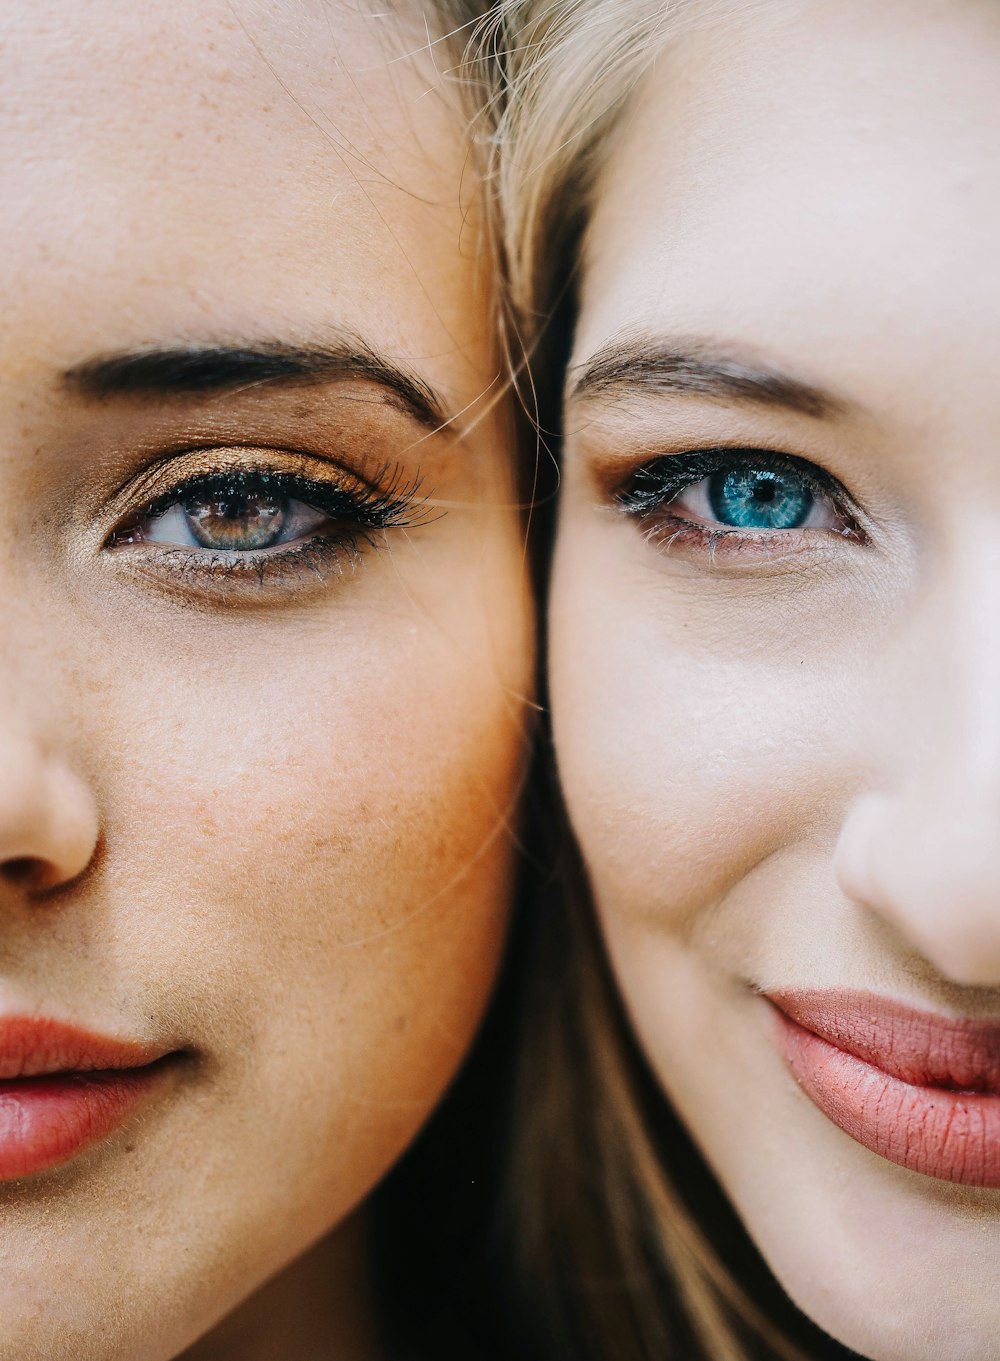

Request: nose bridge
left=907, top=546, right=1000, bottom=805
left=0, top=593, right=54, bottom=750
left=835, top=547, right=1000, bottom=985
left=0, top=617, right=46, bottom=752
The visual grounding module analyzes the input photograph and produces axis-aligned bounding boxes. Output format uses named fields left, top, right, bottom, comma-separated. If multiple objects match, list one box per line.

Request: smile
left=0, top=1017, right=180, bottom=1181
left=768, top=989, right=1000, bottom=1188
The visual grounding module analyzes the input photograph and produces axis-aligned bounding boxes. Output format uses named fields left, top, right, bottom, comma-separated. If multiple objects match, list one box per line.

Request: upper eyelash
left=108, top=463, right=432, bottom=548
left=615, top=446, right=848, bottom=520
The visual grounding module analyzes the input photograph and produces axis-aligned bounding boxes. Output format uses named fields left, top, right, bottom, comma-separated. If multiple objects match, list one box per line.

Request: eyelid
left=617, top=446, right=839, bottom=498
left=136, top=469, right=362, bottom=530
left=110, top=444, right=379, bottom=515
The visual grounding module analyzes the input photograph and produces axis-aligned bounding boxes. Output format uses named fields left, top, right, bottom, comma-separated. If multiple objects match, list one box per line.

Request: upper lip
left=767, top=988, right=1000, bottom=1096
left=0, top=1017, right=170, bottom=1080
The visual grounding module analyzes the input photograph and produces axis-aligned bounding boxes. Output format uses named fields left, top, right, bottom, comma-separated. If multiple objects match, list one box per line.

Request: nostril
left=0, top=754, right=99, bottom=894
left=1, top=857, right=54, bottom=891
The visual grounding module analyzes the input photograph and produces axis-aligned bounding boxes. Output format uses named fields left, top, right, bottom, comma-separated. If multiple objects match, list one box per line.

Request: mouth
left=0, top=1017, right=183, bottom=1181
left=767, top=988, right=1000, bottom=1188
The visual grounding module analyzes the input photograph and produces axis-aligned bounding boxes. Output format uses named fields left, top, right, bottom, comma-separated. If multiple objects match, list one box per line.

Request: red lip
left=768, top=989, right=1000, bottom=1188
left=0, top=1018, right=176, bottom=1181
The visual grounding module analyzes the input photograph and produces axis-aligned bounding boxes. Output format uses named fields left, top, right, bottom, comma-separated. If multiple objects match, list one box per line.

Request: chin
left=721, top=1088, right=1000, bottom=1361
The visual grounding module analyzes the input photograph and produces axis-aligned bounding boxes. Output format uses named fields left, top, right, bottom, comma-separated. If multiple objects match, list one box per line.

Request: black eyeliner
left=138, top=467, right=426, bottom=531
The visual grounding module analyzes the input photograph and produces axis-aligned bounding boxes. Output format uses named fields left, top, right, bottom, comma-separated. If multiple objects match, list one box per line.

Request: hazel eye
left=104, top=459, right=431, bottom=596
left=133, top=484, right=328, bottom=553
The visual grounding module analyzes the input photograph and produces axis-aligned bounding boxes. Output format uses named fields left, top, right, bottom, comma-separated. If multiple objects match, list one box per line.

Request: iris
left=185, top=491, right=288, bottom=551
left=708, top=467, right=813, bottom=530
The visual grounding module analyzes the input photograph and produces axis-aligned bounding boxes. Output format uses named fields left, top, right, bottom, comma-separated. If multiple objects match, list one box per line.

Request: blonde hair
left=487, top=2, right=667, bottom=323
left=474, top=4, right=824, bottom=1358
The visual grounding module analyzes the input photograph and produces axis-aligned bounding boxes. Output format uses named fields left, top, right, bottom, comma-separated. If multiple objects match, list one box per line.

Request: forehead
left=0, top=0, right=478, bottom=379
left=576, top=0, right=1000, bottom=399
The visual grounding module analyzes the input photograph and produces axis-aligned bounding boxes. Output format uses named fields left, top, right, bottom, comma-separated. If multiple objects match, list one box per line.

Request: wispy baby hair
left=482, top=0, right=675, bottom=333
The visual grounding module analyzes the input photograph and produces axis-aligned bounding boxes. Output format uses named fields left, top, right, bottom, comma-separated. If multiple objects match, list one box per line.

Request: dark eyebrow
left=63, top=339, right=449, bottom=432
left=568, top=335, right=845, bottom=420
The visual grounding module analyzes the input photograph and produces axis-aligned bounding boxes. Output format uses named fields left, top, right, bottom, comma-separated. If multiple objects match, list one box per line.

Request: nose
left=0, top=724, right=98, bottom=893
left=836, top=789, right=1000, bottom=986
left=834, top=557, right=1000, bottom=986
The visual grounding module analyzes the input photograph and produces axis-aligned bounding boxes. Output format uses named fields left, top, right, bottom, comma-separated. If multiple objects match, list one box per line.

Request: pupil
left=186, top=491, right=287, bottom=550
left=708, top=467, right=813, bottom=530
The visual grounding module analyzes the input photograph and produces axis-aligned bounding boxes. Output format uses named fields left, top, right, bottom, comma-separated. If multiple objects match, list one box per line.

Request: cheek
left=548, top=516, right=858, bottom=950
left=85, top=507, right=529, bottom=968
left=35, top=558, right=530, bottom=1333
left=103, top=605, right=524, bottom=1014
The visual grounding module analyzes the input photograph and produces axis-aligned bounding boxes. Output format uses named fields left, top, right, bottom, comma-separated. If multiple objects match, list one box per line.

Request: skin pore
left=549, top=3, right=1000, bottom=1359
left=0, top=3, right=530, bottom=1359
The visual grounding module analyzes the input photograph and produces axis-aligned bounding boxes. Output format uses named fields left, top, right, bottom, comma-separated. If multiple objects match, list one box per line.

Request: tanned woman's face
left=550, top=3, right=1000, bottom=1358
left=0, top=3, right=531, bottom=1357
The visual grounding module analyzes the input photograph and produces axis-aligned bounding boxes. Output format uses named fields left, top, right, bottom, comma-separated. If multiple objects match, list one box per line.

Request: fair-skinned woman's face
left=0, top=3, right=530, bottom=1357
left=551, top=4, right=1000, bottom=1358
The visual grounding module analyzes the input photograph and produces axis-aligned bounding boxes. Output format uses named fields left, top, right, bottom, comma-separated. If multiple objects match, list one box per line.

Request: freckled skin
left=0, top=4, right=531, bottom=1359
left=552, top=4, right=1000, bottom=1359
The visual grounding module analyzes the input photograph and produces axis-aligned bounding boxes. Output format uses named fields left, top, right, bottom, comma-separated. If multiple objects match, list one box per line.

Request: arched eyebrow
left=567, top=335, right=845, bottom=421
left=63, top=338, right=449, bottom=432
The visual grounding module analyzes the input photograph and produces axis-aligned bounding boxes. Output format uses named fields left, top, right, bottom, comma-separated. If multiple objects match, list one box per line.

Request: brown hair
left=497, top=825, right=844, bottom=1360
left=473, top=4, right=854, bottom=1358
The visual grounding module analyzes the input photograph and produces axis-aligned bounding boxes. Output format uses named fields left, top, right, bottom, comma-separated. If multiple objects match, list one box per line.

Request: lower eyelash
left=633, top=510, right=859, bottom=566
left=141, top=528, right=377, bottom=589
left=636, top=513, right=754, bottom=559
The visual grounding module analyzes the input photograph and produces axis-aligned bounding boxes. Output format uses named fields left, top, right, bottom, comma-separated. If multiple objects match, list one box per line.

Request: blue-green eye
left=707, top=466, right=814, bottom=529
left=618, top=449, right=853, bottom=541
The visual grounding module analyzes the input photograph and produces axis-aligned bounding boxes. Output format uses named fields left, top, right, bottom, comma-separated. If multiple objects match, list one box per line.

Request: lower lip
left=0, top=1065, right=171, bottom=1181
left=773, top=1010, right=1000, bottom=1188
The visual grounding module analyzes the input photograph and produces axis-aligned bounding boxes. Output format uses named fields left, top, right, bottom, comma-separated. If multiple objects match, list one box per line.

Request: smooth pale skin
left=552, top=3, right=1000, bottom=1359
left=0, top=3, right=531, bottom=1359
